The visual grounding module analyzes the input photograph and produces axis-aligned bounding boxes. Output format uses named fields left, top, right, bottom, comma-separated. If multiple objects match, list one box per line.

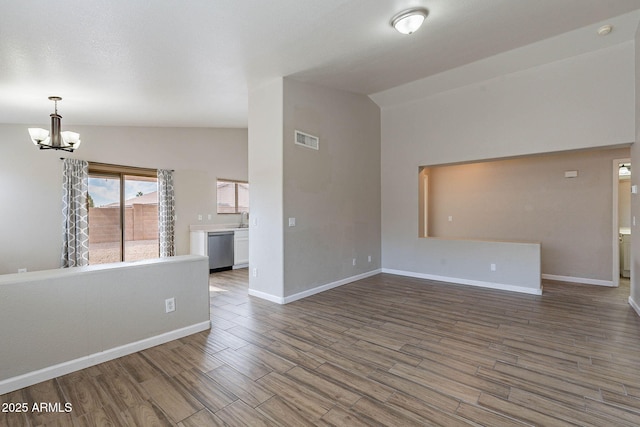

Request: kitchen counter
left=189, top=224, right=249, bottom=233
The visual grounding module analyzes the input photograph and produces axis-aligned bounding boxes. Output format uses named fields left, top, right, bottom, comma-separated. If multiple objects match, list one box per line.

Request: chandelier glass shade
left=28, top=96, right=81, bottom=152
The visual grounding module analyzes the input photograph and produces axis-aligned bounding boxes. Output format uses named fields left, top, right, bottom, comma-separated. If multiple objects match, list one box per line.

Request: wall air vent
left=295, top=130, right=319, bottom=150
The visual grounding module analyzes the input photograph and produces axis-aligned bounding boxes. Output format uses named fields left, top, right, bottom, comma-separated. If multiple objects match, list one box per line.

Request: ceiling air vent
left=295, top=130, right=319, bottom=150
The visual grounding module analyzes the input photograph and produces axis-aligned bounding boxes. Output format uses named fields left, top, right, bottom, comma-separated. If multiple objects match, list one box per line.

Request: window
left=217, top=179, right=249, bottom=214
left=88, top=163, right=159, bottom=264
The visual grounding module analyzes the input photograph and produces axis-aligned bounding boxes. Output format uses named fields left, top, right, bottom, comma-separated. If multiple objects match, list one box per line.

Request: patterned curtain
left=61, top=159, right=89, bottom=267
left=158, top=169, right=176, bottom=257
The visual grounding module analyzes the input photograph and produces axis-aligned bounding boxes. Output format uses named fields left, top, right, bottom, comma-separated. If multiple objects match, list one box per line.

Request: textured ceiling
left=1, top=0, right=639, bottom=128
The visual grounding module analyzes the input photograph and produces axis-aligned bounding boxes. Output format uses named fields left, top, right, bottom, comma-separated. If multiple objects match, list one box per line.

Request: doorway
left=613, top=158, right=631, bottom=288
left=88, top=172, right=159, bottom=264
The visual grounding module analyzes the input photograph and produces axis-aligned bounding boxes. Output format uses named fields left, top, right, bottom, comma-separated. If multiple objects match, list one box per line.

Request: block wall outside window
left=88, top=165, right=159, bottom=264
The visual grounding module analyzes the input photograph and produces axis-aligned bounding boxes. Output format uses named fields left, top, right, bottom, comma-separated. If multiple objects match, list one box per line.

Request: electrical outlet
left=368, top=255, right=372, bottom=263
left=252, top=268, right=258, bottom=277
left=448, top=216, right=453, bottom=222
left=490, top=263, right=496, bottom=272
left=288, top=217, right=296, bottom=227
left=18, top=268, right=27, bottom=273
left=207, top=214, right=212, bottom=220
left=165, top=298, right=176, bottom=313
left=352, top=258, right=356, bottom=266
left=198, top=214, right=203, bottom=221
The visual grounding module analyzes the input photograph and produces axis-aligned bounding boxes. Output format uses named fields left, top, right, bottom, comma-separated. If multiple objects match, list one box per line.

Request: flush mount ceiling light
left=619, top=163, right=631, bottom=176
left=28, top=96, right=81, bottom=152
left=597, top=24, right=613, bottom=36
left=391, top=7, right=429, bottom=35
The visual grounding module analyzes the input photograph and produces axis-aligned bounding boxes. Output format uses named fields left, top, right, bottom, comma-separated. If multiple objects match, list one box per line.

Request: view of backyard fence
left=88, top=198, right=159, bottom=263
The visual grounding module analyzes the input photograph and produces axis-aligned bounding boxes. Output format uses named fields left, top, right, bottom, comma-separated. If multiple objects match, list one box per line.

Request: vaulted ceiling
left=1, top=0, right=639, bottom=127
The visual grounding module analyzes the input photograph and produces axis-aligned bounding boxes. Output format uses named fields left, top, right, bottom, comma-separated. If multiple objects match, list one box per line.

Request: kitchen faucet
left=239, top=211, right=249, bottom=228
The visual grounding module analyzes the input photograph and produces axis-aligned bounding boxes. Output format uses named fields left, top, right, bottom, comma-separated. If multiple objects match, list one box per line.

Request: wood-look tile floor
left=2, top=271, right=640, bottom=426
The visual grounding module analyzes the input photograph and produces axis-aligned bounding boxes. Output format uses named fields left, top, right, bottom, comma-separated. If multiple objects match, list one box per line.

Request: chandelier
left=28, top=96, right=81, bottom=152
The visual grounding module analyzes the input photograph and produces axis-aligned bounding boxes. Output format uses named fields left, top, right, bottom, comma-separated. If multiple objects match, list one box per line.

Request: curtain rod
left=59, top=158, right=174, bottom=172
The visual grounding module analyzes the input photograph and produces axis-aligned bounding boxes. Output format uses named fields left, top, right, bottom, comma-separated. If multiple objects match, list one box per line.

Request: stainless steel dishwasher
left=207, top=231, right=234, bottom=272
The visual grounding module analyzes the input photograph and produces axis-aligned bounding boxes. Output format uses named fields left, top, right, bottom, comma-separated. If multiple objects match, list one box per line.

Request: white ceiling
left=1, top=0, right=639, bottom=128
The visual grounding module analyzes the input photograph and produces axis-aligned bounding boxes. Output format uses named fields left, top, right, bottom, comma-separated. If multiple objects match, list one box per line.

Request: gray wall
left=247, top=78, right=285, bottom=299
left=0, top=124, right=247, bottom=275
left=0, top=255, right=209, bottom=392
left=282, top=79, right=381, bottom=297
left=428, top=148, right=630, bottom=281
left=631, top=25, right=640, bottom=308
left=377, top=41, right=635, bottom=286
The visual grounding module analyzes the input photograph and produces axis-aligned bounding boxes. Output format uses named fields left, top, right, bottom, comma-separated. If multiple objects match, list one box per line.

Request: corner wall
left=630, top=25, right=640, bottom=312
left=247, top=78, right=285, bottom=300
left=282, top=79, right=381, bottom=298
left=247, top=78, right=381, bottom=303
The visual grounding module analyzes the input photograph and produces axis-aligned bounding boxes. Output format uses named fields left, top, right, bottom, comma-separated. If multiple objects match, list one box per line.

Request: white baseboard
left=0, top=321, right=211, bottom=396
left=233, top=263, right=249, bottom=270
left=629, top=297, right=640, bottom=317
left=541, top=274, right=614, bottom=287
left=382, top=268, right=542, bottom=295
left=248, top=289, right=285, bottom=304
left=248, top=269, right=383, bottom=305
left=283, top=269, right=382, bottom=304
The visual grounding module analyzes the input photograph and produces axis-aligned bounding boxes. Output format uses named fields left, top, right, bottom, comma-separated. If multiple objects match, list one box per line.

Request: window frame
left=216, top=178, right=249, bottom=214
left=88, top=162, right=158, bottom=263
